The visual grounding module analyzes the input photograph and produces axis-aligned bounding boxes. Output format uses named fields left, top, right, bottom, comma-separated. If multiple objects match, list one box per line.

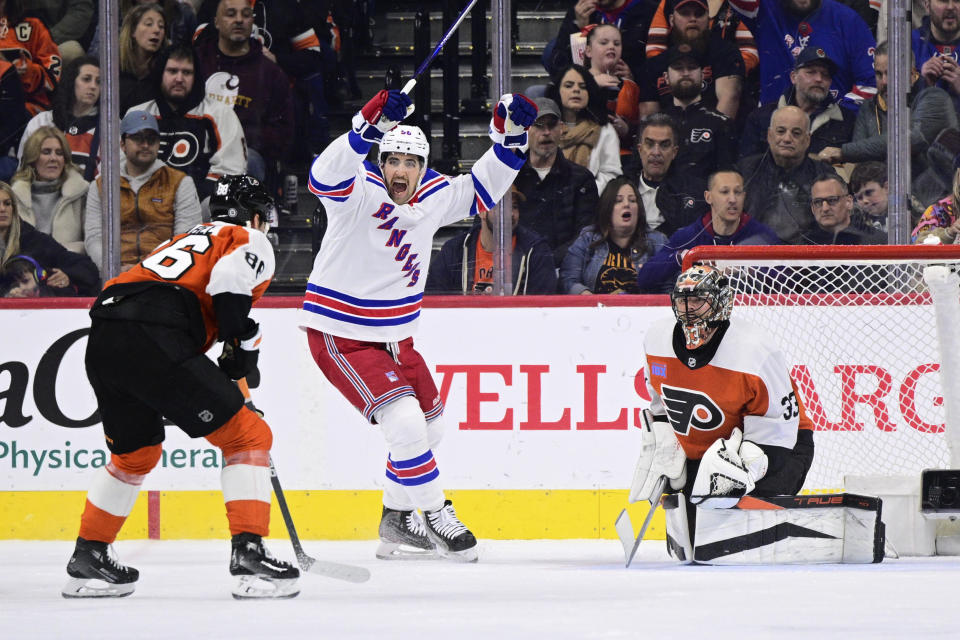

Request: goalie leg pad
left=692, top=494, right=885, bottom=564
left=663, top=493, right=694, bottom=563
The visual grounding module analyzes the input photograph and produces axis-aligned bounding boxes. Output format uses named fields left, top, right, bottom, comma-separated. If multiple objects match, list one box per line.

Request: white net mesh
left=685, top=246, right=960, bottom=492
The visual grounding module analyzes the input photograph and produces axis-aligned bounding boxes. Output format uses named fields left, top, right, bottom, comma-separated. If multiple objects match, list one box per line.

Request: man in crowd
left=513, top=97, right=599, bottom=267
left=729, top=0, right=877, bottom=111
left=740, top=49, right=855, bottom=159
left=849, top=161, right=889, bottom=233
left=659, top=45, right=738, bottom=184
left=129, top=44, right=247, bottom=202
left=631, top=113, right=709, bottom=236
left=800, top=174, right=887, bottom=244
left=636, top=169, right=780, bottom=293
left=85, top=111, right=202, bottom=274
left=738, top=105, right=837, bottom=243
left=194, top=0, right=295, bottom=181
left=426, top=186, right=557, bottom=295
left=638, top=0, right=746, bottom=119
left=913, top=0, right=960, bottom=110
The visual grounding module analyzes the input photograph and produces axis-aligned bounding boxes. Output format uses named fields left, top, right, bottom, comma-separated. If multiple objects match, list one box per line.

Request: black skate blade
left=61, top=577, right=135, bottom=598
left=376, top=541, right=443, bottom=561
left=232, top=575, right=300, bottom=599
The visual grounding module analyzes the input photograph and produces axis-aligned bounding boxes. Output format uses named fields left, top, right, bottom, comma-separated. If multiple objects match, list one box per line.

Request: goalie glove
left=691, top=428, right=769, bottom=509
left=218, top=321, right=262, bottom=387
left=352, top=90, right=413, bottom=143
left=628, top=409, right=687, bottom=503
left=489, top=93, right=538, bottom=151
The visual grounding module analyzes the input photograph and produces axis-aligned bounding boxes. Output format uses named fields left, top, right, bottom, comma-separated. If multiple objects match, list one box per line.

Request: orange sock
left=78, top=445, right=161, bottom=543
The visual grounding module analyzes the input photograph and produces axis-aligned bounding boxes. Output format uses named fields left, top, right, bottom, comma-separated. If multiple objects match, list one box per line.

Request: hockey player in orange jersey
left=62, top=175, right=300, bottom=600
left=629, top=264, right=815, bottom=556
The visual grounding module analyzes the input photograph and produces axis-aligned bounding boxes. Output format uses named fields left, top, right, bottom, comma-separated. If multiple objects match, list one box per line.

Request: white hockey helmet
left=379, top=125, right=430, bottom=169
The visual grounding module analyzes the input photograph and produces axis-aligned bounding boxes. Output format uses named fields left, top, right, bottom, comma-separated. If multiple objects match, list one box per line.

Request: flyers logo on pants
left=661, top=384, right=724, bottom=436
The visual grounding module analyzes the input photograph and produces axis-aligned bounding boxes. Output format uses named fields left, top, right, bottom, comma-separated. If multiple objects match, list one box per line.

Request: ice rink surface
left=3, top=539, right=959, bottom=639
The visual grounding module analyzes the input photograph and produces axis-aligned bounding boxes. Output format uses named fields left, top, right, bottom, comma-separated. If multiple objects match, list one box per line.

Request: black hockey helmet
left=209, top=174, right=276, bottom=227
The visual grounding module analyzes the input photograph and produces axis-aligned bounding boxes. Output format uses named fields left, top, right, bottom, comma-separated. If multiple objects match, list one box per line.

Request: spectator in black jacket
left=628, top=113, right=708, bottom=235
left=0, top=181, right=99, bottom=296
left=0, top=58, right=30, bottom=183
left=426, top=186, right=557, bottom=296
left=799, top=174, right=886, bottom=245
left=740, top=48, right=856, bottom=159
left=513, top=97, right=600, bottom=267
left=737, top=106, right=838, bottom=244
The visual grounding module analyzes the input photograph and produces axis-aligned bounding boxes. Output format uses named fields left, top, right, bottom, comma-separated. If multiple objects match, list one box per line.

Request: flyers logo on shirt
left=661, top=384, right=724, bottom=436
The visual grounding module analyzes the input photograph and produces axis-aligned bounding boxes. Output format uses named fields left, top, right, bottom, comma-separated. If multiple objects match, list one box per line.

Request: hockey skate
left=423, top=500, right=478, bottom=563
left=230, top=532, right=300, bottom=599
left=61, top=537, right=138, bottom=598
left=376, top=506, right=440, bottom=560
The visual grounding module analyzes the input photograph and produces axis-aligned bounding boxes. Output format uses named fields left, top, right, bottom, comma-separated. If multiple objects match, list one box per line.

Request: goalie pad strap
left=691, top=493, right=885, bottom=564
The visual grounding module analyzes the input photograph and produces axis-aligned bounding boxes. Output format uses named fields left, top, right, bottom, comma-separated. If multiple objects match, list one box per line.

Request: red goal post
left=682, top=245, right=960, bottom=492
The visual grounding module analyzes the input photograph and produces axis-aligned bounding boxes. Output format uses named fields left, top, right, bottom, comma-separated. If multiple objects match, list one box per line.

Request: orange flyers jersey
left=106, top=222, right=275, bottom=351
left=644, top=317, right=813, bottom=460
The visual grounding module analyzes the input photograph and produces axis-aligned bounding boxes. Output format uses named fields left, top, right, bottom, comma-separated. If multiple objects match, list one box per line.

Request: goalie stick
left=614, top=476, right=667, bottom=568
left=269, top=456, right=371, bottom=583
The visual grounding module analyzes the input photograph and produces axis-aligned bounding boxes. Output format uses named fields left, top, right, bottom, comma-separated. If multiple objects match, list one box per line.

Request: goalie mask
left=210, top=175, right=278, bottom=231
left=671, top=265, right=733, bottom=349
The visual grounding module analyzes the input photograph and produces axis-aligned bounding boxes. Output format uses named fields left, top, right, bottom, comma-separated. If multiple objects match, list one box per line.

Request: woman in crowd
left=912, top=162, right=960, bottom=244
left=119, top=3, right=168, bottom=113
left=560, top=176, right=667, bottom=294
left=582, top=24, right=638, bottom=169
left=18, top=56, right=101, bottom=180
left=547, top=64, right=622, bottom=194
left=0, top=181, right=98, bottom=296
left=11, top=127, right=88, bottom=254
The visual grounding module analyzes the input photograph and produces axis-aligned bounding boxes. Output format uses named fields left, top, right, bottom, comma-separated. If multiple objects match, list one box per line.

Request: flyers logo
left=690, top=129, right=712, bottom=143
left=660, top=384, right=724, bottom=436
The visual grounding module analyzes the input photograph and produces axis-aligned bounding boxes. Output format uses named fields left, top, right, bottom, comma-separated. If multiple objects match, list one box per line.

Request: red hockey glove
left=353, top=90, right=413, bottom=143
left=489, top=93, right=538, bottom=150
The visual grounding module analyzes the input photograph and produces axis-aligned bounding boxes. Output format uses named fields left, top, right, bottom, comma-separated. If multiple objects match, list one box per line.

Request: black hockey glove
left=218, top=321, right=261, bottom=387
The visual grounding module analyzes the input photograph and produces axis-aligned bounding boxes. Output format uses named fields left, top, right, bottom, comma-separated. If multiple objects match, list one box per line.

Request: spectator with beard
left=513, top=97, right=600, bottom=267
left=630, top=113, right=710, bottom=235
left=729, top=0, right=877, bottom=111
left=426, top=185, right=557, bottom=296
left=740, top=48, right=855, bottom=158
left=646, top=0, right=759, bottom=79
left=816, top=41, right=957, bottom=175
left=543, top=0, right=661, bottom=81
left=639, top=0, right=746, bottom=119
left=738, top=105, right=837, bottom=243
left=128, top=44, right=247, bottom=202
left=635, top=169, right=780, bottom=293
left=659, top=45, right=738, bottom=183
left=194, top=0, right=295, bottom=184
left=913, top=0, right=960, bottom=110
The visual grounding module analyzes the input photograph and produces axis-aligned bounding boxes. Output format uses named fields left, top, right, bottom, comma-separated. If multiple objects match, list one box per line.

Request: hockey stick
left=400, top=0, right=480, bottom=98
left=614, top=476, right=667, bottom=568
left=269, top=456, right=371, bottom=583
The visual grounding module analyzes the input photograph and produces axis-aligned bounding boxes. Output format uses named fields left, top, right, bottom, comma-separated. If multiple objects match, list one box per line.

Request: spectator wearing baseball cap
left=84, top=110, right=202, bottom=275
left=638, top=0, right=747, bottom=120
left=658, top=44, right=739, bottom=184
left=739, top=47, right=855, bottom=159
left=512, top=96, right=600, bottom=268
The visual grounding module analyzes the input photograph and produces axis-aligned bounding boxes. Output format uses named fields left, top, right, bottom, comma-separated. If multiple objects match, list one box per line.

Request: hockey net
left=683, top=245, right=960, bottom=493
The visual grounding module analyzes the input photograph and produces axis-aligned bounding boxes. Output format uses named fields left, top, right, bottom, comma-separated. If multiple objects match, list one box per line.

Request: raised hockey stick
left=400, top=0, right=480, bottom=99
left=614, top=476, right=667, bottom=568
left=269, top=456, right=371, bottom=583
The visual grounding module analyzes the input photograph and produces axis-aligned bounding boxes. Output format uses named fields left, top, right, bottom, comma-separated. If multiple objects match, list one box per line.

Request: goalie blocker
left=663, top=492, right=885, bottom=564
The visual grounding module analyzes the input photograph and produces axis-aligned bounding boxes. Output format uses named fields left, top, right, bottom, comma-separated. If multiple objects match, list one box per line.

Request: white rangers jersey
left=300, top=129, right=526, bottom=342
left=644, top=317, right=813, bottom=460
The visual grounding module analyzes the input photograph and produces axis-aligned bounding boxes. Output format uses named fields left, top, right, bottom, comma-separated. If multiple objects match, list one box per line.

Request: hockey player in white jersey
left=301, top=88, right=538, bottom=562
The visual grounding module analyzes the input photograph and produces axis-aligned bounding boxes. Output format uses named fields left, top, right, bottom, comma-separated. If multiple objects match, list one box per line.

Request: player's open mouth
left=391, top=181, right=408, bottom=196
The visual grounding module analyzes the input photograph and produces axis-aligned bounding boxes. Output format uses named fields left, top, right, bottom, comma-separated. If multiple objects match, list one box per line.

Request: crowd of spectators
left=0, top=0, right=353, bottom=297
left=2, top=0, right=960, bottom=298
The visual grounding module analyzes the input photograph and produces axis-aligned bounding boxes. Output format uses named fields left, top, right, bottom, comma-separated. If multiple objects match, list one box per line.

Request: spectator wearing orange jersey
left=0, top=0, right=61, bottom=115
